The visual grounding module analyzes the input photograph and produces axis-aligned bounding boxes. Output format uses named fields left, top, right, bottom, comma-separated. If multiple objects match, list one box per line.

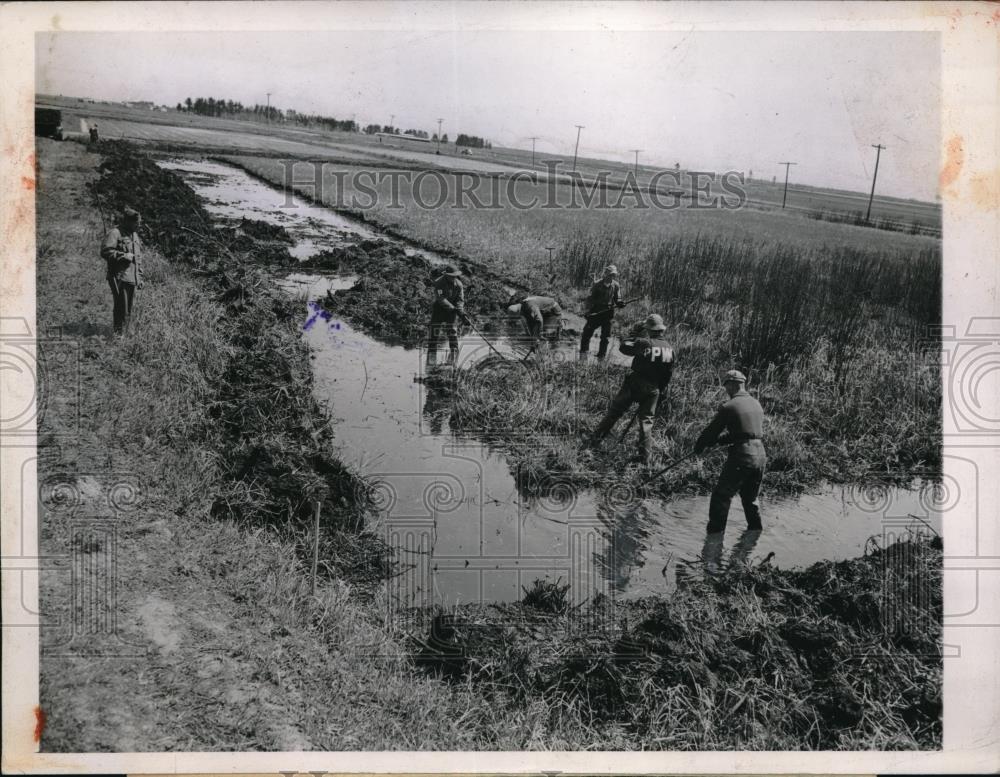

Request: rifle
left=586, top=296, right=641, bottom=320
left=459, top=312, right=508, bottom=361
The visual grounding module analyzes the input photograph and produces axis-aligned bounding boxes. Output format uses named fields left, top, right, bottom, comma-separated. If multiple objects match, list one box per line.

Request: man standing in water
left=586, top=313, right=674, bottom=467
left=101, top=206, right=143, bottom=335
left=579, top=264, right=623, bottom=360
left=694, top=370, right=766, bottom=534
left=427, top=264, right=465, bottom=367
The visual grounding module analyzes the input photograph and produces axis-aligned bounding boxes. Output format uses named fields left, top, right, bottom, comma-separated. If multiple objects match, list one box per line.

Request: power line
left=572, top=125, right=585, bottom=173
left=866, top=144, right=886, bottom=222
left=629, top=149, right=643, bottom=178
left=778, top=161, right=797, bottom=209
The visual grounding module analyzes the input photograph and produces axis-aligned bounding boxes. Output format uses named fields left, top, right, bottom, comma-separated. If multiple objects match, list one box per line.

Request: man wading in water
left=585, top=313, right=674, bottom=467
left=427, top=264, right=465, bottom=367
left=694, top=370, right=766, bottom=534
left=101, top=206, right=143, bottom=335
left=579, top=264, right=623, bottom=361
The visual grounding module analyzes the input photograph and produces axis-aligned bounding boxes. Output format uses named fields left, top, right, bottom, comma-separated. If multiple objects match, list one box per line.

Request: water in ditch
left=163, top=156, right=941, bottom=608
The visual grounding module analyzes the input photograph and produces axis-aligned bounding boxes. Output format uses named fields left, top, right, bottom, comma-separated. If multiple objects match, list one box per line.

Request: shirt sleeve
left=101, top=229, right=122, bottom=262
left=694, top=405, right=727, bottom=453
left=454, top=282, right=465, bottom=312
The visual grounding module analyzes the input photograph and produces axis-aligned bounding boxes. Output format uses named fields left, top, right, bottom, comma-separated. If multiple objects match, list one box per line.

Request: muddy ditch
left=91, top=141, right=391, bottom=586
left=113, top=143, right=941, bottom=748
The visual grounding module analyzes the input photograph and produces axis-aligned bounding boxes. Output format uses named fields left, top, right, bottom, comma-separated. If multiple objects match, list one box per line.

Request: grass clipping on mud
left=414, top=534, right=942, bottom=750
left=90, top=142, right=389, bottom=583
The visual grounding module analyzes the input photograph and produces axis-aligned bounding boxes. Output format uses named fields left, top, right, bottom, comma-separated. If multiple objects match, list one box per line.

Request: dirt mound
left=304, top=241, right=512, bottom=346
left=414, top=535, right=942, bottom=749
left=91, top=142, right=293, bottom=267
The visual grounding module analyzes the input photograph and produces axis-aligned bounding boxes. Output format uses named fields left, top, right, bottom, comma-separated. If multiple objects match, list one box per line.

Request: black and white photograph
left=2, top=1, right=999, bottom=772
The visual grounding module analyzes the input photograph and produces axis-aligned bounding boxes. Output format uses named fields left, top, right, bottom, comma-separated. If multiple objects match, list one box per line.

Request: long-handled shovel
left=460, top=312, right=508, bottom=361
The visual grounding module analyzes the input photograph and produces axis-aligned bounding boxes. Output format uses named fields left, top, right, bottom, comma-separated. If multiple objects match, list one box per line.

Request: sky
left=36, top=28, right=940, bottom=201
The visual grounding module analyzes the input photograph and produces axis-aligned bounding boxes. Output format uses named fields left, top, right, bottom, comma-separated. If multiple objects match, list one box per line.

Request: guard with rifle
left=427, top=264, right=465, bottom=367
left=579, top=264, right=623, bottom=360
left=101, top=206, right=143, bottom=335
left=586, top=313, right=674, bottom=467
left=693, top=370, right=766, bottom=534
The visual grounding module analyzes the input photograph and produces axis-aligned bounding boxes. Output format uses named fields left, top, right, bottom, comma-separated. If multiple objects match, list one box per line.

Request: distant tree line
left=176, top=96, right=357, bottom=132
left=456, top=133, right=491, bottom=149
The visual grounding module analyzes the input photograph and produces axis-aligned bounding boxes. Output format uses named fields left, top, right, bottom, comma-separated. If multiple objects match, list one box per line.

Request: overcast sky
left=36, top=29, right=940, bottom=200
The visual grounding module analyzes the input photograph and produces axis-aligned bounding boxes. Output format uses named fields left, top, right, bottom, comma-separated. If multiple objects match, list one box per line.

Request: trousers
left=428, top=306, right=459, bottom=362
left=580, top=311, right=613, bottom=357
left=707, top=441, right=766, bottom=533
left=109, top=278, right=136, bottom=334
left=592, top=376, right=660, bottom=462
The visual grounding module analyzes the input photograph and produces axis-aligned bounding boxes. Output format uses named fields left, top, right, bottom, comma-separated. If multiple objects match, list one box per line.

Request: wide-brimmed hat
left=507, top=303, right=522, bottom=315
left=122, top=206, right=140, bottom=221
left=644, top=313, right=666, bottom=331
left=603, top=264, right=619, bottom=276
left=723, top=369, right=747, bottom=384
left=439, top=264, right=461, bottom=277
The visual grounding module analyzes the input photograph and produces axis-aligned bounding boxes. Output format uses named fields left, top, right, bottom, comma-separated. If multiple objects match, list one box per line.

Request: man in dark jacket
left=579, top=264, right=623, bottom=360
left=101, top=206, right=143, bottom=335
left=587, top=313, right=674, bottom=466
left=694, top=370, right=766, bottom=534
left=427, top=265, right=465, bottom=366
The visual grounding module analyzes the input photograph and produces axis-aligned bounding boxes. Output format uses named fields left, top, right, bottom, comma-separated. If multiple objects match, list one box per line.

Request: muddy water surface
left=163, top=157, right=941, bottom=607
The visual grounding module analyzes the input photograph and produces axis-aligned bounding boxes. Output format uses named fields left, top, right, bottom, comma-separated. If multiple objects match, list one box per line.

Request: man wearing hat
left=579, top=265, right=623, bottom=360
left=587, top=313, right=674, bottom=466
left=506, top=294, right=563, bottom=351
left=427, top=264, right=465, bottom=366
left=101, top=206, right=143, bottom=335
left=693, top=370, right=766, bottom=534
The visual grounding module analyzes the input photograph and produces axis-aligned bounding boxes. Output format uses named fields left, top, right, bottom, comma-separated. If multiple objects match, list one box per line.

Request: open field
left=36, top=138, right=943, bottom=750
left=40, top=96, right=940, bottom=231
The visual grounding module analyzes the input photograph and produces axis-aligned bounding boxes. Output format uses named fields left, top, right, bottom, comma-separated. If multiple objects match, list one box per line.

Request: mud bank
left=90, top=141, right=387, bottom=581
left=412, top=534, right=942, bottom=749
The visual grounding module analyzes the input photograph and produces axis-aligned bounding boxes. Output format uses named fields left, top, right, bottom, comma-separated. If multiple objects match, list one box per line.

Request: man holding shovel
left=101, top=206, right=143, bottom=335
left=579, top=264, right=623, bottom=360
left=586, top=313, right=674, bottom=467
left=427, top=264, right=465, bottom=367
left=693, top=370, right=766, bottom=534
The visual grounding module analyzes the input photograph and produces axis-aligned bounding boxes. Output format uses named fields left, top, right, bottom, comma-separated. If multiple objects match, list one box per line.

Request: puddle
left=165, top=156, right=941, bottom=608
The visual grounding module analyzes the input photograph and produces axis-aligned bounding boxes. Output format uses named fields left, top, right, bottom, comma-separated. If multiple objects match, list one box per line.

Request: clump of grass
left=521, top=577, right=571, bottom=613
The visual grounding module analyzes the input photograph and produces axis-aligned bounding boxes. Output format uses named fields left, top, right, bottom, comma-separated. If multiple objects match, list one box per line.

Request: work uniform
left=427, top=274, right=464, bottom=364
left=517, top=296, right=563, bottom=346
left=101, top=226, right=142, bottom=334
left=591, top=334, right=674, bottom=464
left=580, top=278, right=623, bottom=358
left=694, top=389, right=766, bottom=533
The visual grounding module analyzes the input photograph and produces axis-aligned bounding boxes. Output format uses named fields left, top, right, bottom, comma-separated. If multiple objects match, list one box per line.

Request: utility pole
left=865, top=144, right=886, bottom=222
left=572, top=125, right=585, bottom=173
left=778, top=161, right=797, bottom=209
left=266, top=92, right=272, bottom=126
left=630, top=149, right=642, bottom=178
left=389, top=114, right=395, bottom=133
left=529, top=136, right=539, bottom=168
left=436, top=118, right=444, bottom=149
